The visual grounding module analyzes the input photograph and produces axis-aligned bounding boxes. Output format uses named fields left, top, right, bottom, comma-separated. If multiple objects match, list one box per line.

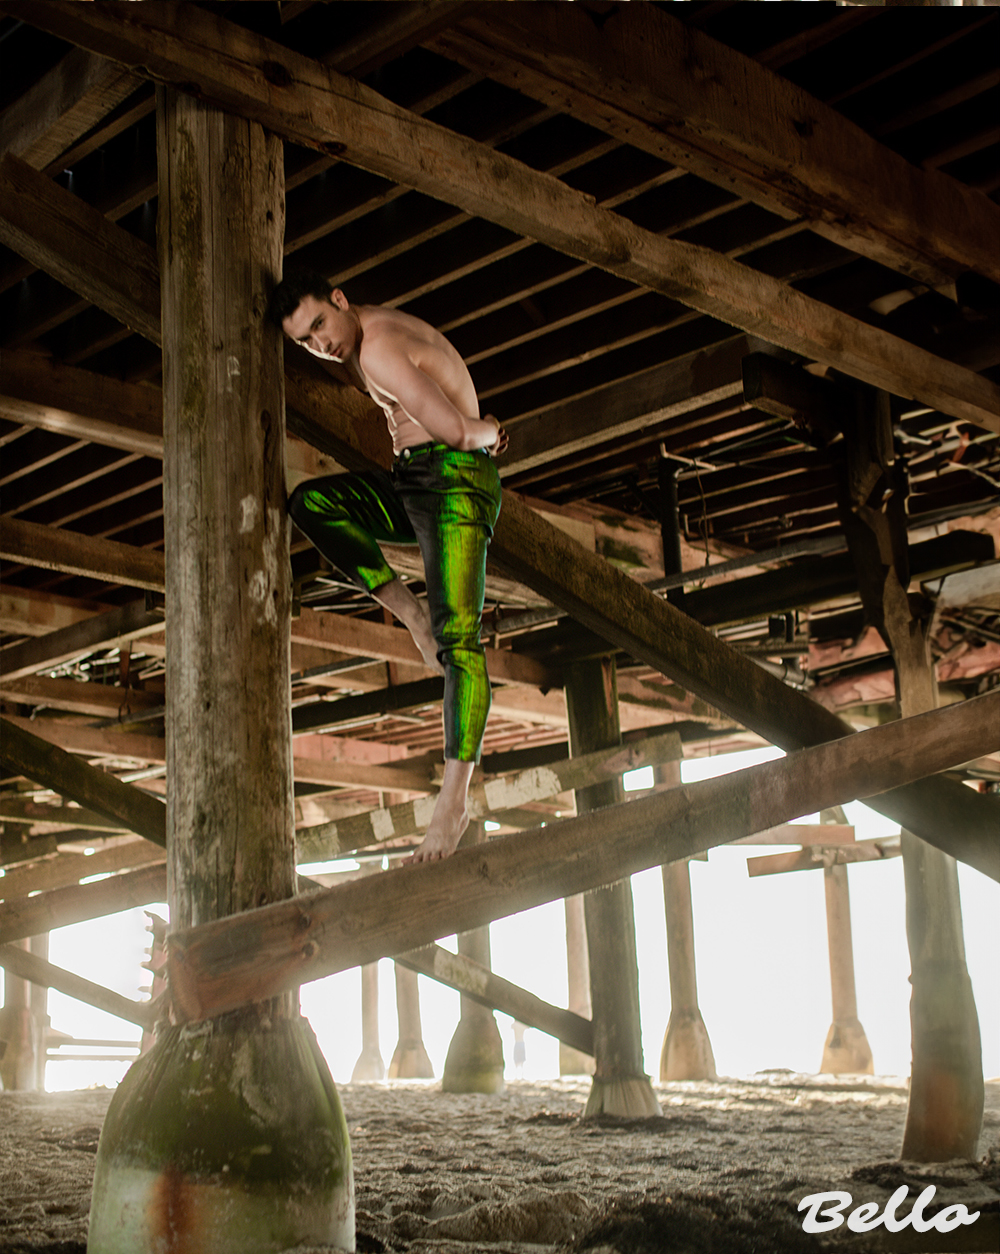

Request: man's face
left=282, top=290, right=358, bottom=363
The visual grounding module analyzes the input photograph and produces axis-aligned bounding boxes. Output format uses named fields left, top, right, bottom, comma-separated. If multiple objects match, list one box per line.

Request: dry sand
left=1, top=1074, right=997, bottom=1253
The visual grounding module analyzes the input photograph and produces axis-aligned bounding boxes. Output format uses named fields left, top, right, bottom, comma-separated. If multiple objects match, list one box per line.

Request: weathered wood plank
left=0, top=584, right=114, bottom=638
left=3, top=3, right=998, bottom=431
left=430, top=4, right=1000, bottom=287
left=0, top=717, right=167, bottom=847
left=2, top=714, right=166, bottom=766
left=500, top=335, right=753, bottom=477
left=0, top=518, right=165, bottom=594
left=0, top=862, right=167, bottom=946
left=0, top=942, right=156, bottom=1030
left=397, top=943, right=593, bottom=1057
left=0, top=346, right=344, bottom=485
left=167, top=693, right=1000, bottom=1023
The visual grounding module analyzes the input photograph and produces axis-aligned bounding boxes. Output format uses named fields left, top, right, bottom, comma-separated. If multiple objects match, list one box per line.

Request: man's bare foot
left=405, top=806, right=469, bottom=864
left=404, top=758, right=476, bottom=864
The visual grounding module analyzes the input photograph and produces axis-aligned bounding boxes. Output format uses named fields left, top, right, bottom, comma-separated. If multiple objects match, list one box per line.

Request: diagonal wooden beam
left=166, top=693, right=1000, bottom=1023
left=398, top=943, right=593, bottom=1056
left=0, top=717, right=167, bottom=847
left=0, top=942, right=156, bottom=1030
left=1, top=4, right=997, bottom=432
left=428, top=4, right=1000, bottom=289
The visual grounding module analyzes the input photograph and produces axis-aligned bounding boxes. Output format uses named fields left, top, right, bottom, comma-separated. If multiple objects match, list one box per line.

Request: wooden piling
left=567, top=658, right=660, bottom=1117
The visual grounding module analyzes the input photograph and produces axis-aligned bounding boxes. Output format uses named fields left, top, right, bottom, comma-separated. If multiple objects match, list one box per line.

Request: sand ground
left=0, top=1074, right=997, bottom=1253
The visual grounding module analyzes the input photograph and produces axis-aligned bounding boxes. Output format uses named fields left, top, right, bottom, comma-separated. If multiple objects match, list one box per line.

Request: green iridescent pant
left=288, top=444, right=501, bottom=762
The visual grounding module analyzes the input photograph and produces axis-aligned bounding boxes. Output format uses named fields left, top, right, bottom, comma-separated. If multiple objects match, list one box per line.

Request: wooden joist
left=2, top=4, right=998, bottom=431
left=430, top=4, right=1000, bottom=288
left=0, top=717, right=167, bottom=847
left=0, top=942, right=156, bottom=1030
left=167, top=694, right=1000, bottom=1024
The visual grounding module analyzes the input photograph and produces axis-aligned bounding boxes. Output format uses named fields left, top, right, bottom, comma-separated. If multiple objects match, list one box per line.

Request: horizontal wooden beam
left=729, top=823, right=856, bottom=848
left=397, top=943, right=593, bottom=1056
left=0, top=673, right=163, bottom=719
left=746, top=839, right=901, bottom=877
left=3, top=5, right=998, bottom=431
left=0, top=517, right=165, bottom=594
left=296, top=728, right=682, bottom=861
left=166, top=694, right=1000, bottom=1023
left=500, top=335, right=753, bottom=477
left=0, top=942, right=156, bottom=1030
left=0, top=346, right=345, bottom=484
left=430, top=5, right=1000, bottom=288
left=0, top=717, right=167, bottom=847
left=0, top=584, right=114, bottom=638
left=2, top=715, right=166, bottom=767
left=0, top=861, right=167, bottom=945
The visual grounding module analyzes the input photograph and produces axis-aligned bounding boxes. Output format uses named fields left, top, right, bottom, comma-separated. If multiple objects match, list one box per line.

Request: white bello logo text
left=798, top=1186, right=980, bottom=1234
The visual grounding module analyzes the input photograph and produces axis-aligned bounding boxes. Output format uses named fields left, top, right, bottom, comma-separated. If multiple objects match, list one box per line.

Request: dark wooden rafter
left=427, top=3, right=1000, bottom=287
left=1, top=3, right=997, bottom=433
left=0, top=142, right=992, bottom=854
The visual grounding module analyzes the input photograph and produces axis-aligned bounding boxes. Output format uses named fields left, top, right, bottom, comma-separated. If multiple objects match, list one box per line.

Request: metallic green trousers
left=288, top=444, right=501, bottom=762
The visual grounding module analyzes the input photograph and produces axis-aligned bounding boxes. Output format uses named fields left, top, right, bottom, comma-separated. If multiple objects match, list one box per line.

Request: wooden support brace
left=165, top=692, right=999, bottom=1023
left=0, top=717, right=167, bottom=847
left=0, top=942, right=156, bottom=1030
left=397, top=943, right=593, bottom=1058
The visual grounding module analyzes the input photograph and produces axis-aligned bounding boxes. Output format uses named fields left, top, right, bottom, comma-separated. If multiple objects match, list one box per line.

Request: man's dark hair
left=267, top=268, right=336, bottom=327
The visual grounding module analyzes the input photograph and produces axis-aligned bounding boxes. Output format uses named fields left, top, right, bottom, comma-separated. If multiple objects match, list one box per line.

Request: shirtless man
left=268, top=270, right=507, bottom=862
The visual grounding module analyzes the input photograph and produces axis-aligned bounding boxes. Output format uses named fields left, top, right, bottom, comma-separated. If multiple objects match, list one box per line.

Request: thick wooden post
left=559, top=893, right=595, bottom=1076
left=388, top=962, right=434, bottom=1079
left=658, top=762, right=717, bottom=1082
left=442, top=822, right=505, bottom=1094
left=0, top=938, right=42, bottom=1091
left=567, top=657, right=660, bottom=1117
left=838, top=390, right=982, bottom=1160
left=87, top=90, right=353, bottom=1253
left=352, top=962, right=385, bottom=1081
left=820, top=861, right=874, bottom=1075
